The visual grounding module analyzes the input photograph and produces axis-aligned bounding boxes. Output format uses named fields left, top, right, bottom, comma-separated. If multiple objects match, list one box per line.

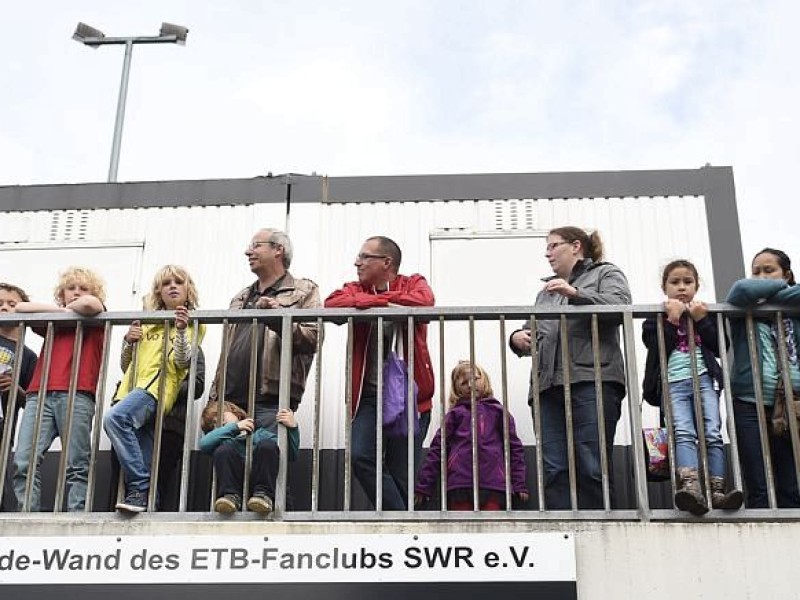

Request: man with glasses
left=325, top=236, right=435, bottom=510
left=208, top=229, right=320, bottom=511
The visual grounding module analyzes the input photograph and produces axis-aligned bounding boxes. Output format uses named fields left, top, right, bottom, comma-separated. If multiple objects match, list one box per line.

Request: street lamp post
left=72, top=22, right=189, bottom=182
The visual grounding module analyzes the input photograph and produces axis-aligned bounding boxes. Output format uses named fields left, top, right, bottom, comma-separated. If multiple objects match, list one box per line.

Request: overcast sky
left=1, top=1, right=797, bottom=264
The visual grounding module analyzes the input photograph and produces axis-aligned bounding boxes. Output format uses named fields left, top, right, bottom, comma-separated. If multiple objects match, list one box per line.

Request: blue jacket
left=199, top=421, right=300, bottom=460
left=726, top=278, right=800, bottom=405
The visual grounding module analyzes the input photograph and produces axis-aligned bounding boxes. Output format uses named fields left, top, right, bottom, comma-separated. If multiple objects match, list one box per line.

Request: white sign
left=0, top=533, right=575, bottom=585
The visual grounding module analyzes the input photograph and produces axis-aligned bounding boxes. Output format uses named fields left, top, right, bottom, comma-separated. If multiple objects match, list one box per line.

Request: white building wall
left=0, top=195, right=716, bottom=450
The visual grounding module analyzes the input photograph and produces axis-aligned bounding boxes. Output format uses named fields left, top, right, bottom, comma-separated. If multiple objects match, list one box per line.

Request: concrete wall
left=0, top=517, right=790, bottom=599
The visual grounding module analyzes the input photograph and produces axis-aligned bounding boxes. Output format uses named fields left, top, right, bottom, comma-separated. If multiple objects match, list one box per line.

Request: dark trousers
left=539, top=382, right=623, bottom=510
left=214, top=438, right=279, bottom=500
left=351, top=395, right=428, bottom=510
left=733, top=399, right=800, bottom=508
left=0, top=406, right=21, bottom=511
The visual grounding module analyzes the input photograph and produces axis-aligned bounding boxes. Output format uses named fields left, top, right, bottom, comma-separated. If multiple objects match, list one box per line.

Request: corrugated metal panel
left=0, top=195, right=716, bottom=449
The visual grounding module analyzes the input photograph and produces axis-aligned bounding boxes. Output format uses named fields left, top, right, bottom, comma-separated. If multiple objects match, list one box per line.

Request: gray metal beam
left=701, top=166, right=745, bottom=300
left=1, top=166, right=725, bottom=210
left=324, top=167, right=714, bottom=203
left=0, top=175, right=323, bottom=212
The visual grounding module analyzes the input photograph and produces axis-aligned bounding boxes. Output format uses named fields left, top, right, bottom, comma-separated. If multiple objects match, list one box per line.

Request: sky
left=1, top=1, right=797, bottom=263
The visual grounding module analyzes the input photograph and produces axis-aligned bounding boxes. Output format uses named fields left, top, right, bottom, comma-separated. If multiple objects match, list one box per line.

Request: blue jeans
left=733, top=398, right=800, bottom=508
left=351, top=395, right=423, bottom=510
left=539, top=382, right=623, bottom=510
left=13, top=391, right=95, bottom=511
left=669, top=373, right=725, bottom=477
left=103, top=389, right=157, bottom=494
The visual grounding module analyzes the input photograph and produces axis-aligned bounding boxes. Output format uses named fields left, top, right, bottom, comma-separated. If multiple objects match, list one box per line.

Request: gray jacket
left=510, top=259, right=631, bottom=400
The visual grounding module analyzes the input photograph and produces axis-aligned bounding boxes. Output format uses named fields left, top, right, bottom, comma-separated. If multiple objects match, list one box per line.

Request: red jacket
left=325, top=273, right=435, bottom=417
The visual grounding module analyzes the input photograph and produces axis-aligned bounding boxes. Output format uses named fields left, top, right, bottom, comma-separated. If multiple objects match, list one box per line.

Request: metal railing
left=1, top=303, right=799, bottom=521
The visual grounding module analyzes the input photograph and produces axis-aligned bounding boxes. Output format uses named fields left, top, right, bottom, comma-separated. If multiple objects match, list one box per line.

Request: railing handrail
left=1, top=303, right=798, bottom=325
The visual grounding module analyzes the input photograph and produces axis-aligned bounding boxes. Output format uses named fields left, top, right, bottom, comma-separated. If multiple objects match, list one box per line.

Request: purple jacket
left=416, top=397, right=528, bottom=497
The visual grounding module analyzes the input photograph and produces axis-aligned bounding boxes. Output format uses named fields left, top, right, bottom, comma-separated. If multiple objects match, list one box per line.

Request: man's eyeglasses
left=545, top=241, right=571, bottom=252
left=247, top=241, right=280, bottom=252
left=356, top=253, right=388, bottom=262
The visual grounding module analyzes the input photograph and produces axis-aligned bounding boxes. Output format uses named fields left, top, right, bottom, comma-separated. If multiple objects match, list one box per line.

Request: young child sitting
left=200, top=401, right=298, bottom=514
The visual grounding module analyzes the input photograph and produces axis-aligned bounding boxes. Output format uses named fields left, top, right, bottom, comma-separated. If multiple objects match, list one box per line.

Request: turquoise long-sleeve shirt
left=727, top=278, right=800, bottom=405
left=199, top=421, right=299, bottom=460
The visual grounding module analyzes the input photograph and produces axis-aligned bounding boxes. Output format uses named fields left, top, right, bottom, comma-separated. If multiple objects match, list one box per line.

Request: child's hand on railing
left=124, top=320, right=142, bottom=344
left=237, top=418, right=255, bottom=434
left=664, top=299, right=685, bottom=325
left=687, top=300, right=708, bottom=322
left=276, top=408, right=297, bottom=429
left=174, top=305, right=189, bottom=330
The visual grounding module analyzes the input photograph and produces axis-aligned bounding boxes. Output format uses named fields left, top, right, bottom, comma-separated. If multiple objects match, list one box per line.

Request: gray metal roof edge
left=0, top=166, right=731, bottom=211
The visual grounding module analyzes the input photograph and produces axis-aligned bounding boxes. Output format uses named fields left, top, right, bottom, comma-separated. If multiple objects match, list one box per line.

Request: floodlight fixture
left=72, top=22, right=189, bottom=182
left=72, top=22, right=106, bottom=46
left=160, top=22, right=189, bottom=45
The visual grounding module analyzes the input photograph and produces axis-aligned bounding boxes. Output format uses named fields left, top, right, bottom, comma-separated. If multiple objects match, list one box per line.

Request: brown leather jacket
left=210, top=272, right=321, bottom=408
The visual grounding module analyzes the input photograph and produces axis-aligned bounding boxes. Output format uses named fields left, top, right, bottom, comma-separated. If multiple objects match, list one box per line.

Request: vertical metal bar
left=745, top=312, right=777, bottom=508
left=375, top=317, right=385, bottom=512
left=116, top=332, right=140, bottom=507
left=656, top=316, right=678, bottom=500
left=210, top=319, right=230, bottom=509
left=591, top=314, right=610, bottom=511
left=53, top=322, right=84, bottom=512
left=147, top=319, right=171, bottom=511
left=274, top=315, right=294, bottom=515
left=177, top=318, right=200, bottom=513
left=686, top=317, right=711, bottom=508
left=559, top=314, right=578, bottom=510
left=22, top=323, right=55, bottom=512
left=405, top=316, right=415, bottom=512
left=108, top=40, right=133, bottom=182
left=469, top=317, right=479, bottom=511
left=498, top=316, right=513, bottom=511
left=311, top=317, right=323, bottom=513
left=717, top=313, right=743, bottom=492
left=343, top=318, right=354, bottom=512
left=623, top=310, right=651, bottom=521
left=0, top=324, right=27, bottom=505
left=85, top=322, right=112, bottom=512
left=438, top=317, right=448, bottom=511
left=243, top=318, right=260, bottom=505
left=530, top=316, right=545, bottom=512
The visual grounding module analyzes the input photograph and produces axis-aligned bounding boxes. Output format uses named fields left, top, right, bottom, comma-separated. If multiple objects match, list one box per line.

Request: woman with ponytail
left=509, top=227, right=631, bottom=509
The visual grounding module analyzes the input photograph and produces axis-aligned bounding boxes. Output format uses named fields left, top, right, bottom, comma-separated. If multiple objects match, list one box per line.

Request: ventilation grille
left=49, top=211, right=90, bottom=241
left=492, top=199, right=535, bottom=231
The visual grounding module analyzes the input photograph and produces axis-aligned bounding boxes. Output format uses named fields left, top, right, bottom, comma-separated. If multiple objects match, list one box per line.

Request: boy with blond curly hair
left=13, top=266, right=106, bottom=511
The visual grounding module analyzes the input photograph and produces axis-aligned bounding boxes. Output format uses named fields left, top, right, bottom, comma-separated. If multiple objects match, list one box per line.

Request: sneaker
left=214, top=494, right=242, bottom=514
left=116, top=490, right=148, bottom=514
left=246, top=493, right=273, bottom=514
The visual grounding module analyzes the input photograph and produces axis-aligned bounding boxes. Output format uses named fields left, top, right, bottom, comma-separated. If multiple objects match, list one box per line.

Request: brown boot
left=710, top=477, right=743, bottom=510
left=674, top=467, right=709, bottom=515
